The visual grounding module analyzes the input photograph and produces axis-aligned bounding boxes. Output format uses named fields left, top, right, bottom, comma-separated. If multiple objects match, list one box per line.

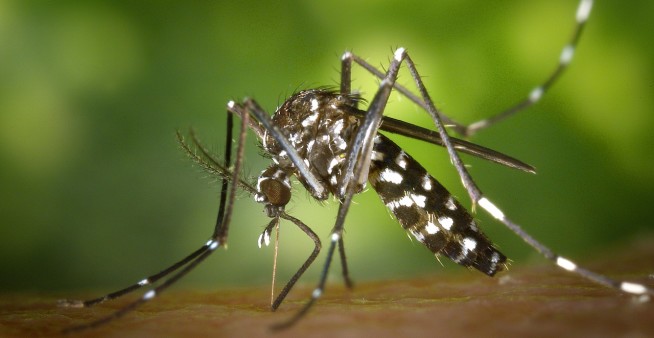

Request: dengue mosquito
left=60, top=0, right=652, bottom=332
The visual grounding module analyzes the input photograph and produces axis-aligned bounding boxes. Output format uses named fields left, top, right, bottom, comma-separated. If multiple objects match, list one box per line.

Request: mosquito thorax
left=260, top=89, right=363, bottom=201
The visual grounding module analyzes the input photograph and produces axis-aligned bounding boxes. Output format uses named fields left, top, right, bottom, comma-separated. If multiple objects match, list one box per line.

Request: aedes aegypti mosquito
left=60, top=0, right=652, bottom=332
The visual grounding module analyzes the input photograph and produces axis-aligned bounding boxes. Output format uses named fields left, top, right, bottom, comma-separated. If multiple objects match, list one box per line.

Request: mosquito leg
left=338, top=237, right=354, bottom=289
left=464, top=0, right=594, bottom=136
left=61, top=104, right=249, bottom=333
left=340, top=51, right=352, bottom=95
left=337, top=52, right=359, bottom=290
left=213, top=108, right=233, bottom=239
left=59, top=110, right=237, bottom=311
left=270, top=213, right=322, bottom=311
left=399, top=48, right=653, bottom=299
left=345, top=0, right=594, bottom=137
left=62, top=241, right=220, bottom=334
left=58, top=245, right=209, bottom=309
left=271, top=228, right=337, bottom=331
left=478, top=198, right=653, bottom=298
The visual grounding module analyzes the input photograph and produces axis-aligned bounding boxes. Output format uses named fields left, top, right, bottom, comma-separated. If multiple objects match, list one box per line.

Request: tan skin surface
left=2, top=238, right=653, bottom=338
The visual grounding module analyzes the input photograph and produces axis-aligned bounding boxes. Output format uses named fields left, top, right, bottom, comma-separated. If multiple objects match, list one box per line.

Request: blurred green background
left=1, top=0, right=653, bottom=293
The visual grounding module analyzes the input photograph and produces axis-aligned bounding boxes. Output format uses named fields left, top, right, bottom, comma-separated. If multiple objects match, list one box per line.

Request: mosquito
left=60, top=0, right=652, bottom=332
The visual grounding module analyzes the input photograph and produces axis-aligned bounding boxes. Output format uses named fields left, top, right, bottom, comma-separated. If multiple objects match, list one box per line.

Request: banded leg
left=342, top=0, right=595, bottom=137
left=463, top=0, right=594, bottom=136
left=478, top=199, right=653, bottom=299
left=403, top=47, right=653, bottom=298
left=60, top=105, right=249, bottom=333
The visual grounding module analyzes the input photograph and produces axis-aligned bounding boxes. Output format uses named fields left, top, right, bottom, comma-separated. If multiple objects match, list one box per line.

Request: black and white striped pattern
left=369, top=133, right=506, bottom=276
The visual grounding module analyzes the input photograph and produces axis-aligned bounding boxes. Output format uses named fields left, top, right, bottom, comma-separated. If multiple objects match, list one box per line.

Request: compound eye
left=259, top=178, right=291, bottom=207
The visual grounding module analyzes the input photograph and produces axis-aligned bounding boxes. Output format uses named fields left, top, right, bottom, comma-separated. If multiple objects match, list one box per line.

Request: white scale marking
left=334, top=136, right=347, bottom=150
left=143, top=290, right=156, bottom=300
left=301, top=111, right=319, bottom=127
left=528, top=86, right=543, bottom=103
left=421, top=175, right=432, bottom=191
left=257, top=233, right=264, bottom=248
left=398, top=195, right=414, bottom=208
left=488, top=252, right=501, bottom=273
left=620, top=282, right=647, bottom=295
left=394, top=47, right=406, bottom=62
left=256, top=176, right=267, bottom=190
left=462, top=238, right=477, bottom=253
left=560, top=45, right=575, bottom=65
left=577, top=0, right=593, bottom=22
left=386, top=200, right=399, bottom=210
left=371, top=150, right=385, bottom=161
left=262, top=130, right=268, bottom=149
left=327, top=157, right=340, bottom=174
left=332, top=119, right=344, bottom=135
left=138, top=278, right=149, bottom=286
left=379, top=168, right=403, bottom=184
left=386, top=195, right=414, bottom=210
left=410, top=193, right=426, bottom=208
left=479, top=197, right=505, bottom=220
left=490, top=252, right=501, bottom=264
left=277, top=172, right=287, bottom=181
left=258, top=231, right=271, bottom=248
left=395, top=151, right=408, bottom=169
left=410, top=230, right=425, bottom=243
left=331, top=232, right=340, bottom=242
left=445, top=197, right=456, bottom=211
left=556, top=256, right=577, bottom=271
left=310, top=98, right=319, bottom=112
left=425, top=222, right=439, bottom=235
left=438, top=216, right=454, bottom=230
